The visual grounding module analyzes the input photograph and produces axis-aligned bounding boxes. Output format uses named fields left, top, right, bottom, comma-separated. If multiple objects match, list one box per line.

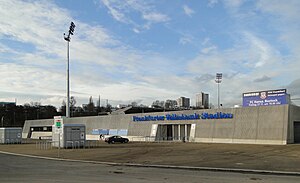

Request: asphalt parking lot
left=2, top=153, right=300, bottom=183
left=1, top=140, right=300, bottom=173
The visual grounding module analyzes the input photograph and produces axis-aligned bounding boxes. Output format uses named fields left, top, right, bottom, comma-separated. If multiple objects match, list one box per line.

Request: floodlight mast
left=215, top=73, right=222, bottom=109
left=64, top=22, right=75, bottom=118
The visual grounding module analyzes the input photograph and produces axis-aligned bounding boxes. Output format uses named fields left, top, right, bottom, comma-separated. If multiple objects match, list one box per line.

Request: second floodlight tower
left=64, top=22, right=75, bottom=118
left=215, top=73, right=222, bottom=109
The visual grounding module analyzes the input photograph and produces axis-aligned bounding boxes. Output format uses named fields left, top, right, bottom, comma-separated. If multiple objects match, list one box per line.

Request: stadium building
left=22, top=89, right=300, bottom=145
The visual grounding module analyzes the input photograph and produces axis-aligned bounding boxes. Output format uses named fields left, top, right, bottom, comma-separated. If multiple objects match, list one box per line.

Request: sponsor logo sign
left=243, top=89, right=288, bottom=107
left=54, top=116, right=63, bottom=128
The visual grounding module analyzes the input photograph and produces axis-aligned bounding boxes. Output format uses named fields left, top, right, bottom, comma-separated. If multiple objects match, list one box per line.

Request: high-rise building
left=177, top=97, right=190, bottom=108
left=196, top=92, right=209, bottom=109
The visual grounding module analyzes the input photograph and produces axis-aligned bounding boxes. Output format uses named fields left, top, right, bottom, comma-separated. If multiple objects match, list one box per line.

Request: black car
left=105, top=135, right=129, bottom=144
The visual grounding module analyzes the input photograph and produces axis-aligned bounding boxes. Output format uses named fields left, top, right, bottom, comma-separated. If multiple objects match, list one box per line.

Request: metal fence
left=131, top=136, right=193, bottom=143
left=32, top=135, right=194, bottom=150
left=34, top=140, right=106, bottom=150
left=36, top=140, right=53, bottom=150
left=0, top=139, right=22, bottom=144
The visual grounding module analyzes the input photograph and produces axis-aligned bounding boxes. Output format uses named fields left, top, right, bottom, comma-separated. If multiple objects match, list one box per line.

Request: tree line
left=0, top=96, right=111, bottom=128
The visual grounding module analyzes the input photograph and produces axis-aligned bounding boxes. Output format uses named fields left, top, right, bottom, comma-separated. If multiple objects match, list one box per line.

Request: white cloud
left=0, top=1, right=66, bottom=57
left=256, top=0, right=300, bottom=21
left=287, top=79, right=300, bottom=97
left=242, top=32, right=277, bottom=68
left=0, top=63, right=64, bottom=95
left=189, top=32, right=281, bottom=73
left=133, top=28, right=140, bottom=33
left=201, top=46, right=217, bottom=54
left=199, top=37, right=217, bottom=54
left=40, top=96, right=66, bottom=108
left=143, top=13, right=170, bottom=23
left=202, top=37, right=211, bottom=46
left=208, top=0, right=219, bottom=8
left=183, top=5, right=195, bottom=17
left=0, top=0, right=146, bottom=69
left=255, top=2, right=300, bottom=90
left=179, top=34, right=194, bottom=45
left=253, top=75, right=271, bottom=83
left=184, top=30, right=296, bottom=107
left=220, top=0, right=300, bottom=80
left=0, top=43, right=15, bottom=53
left=223, top=0, right=244, bottom=9
left=0, top=0, right=182, bottom=108
left=0, top=0, right=153, bottom=106
left=77, top=24, right=120, bottom=46
left=100, top=0, right=170, bottom=31
left=0, top=0, right=299, bottom=109
left=256, top=0, right=300, bottom=57
left=101, top=0, right=128, bottom=23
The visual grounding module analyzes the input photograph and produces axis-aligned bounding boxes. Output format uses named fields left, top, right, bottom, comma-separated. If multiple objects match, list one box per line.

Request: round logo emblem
left=260, top=92, right=267, bottom=99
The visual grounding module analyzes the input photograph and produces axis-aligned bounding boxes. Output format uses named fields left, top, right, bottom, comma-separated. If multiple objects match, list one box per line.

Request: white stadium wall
left=23, top=104, right=300, bottom=145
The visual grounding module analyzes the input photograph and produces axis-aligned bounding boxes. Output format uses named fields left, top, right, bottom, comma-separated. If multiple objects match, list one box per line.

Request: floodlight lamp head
left=215, top=79, right=222, bottom=83
left=216, top=73, right=222, bottom=79
left=63, top=22, right=76, bottom=42
left=70, top=22, right=75, bottom=32
left=64, top=33, right=70, bottom=42
left=215, top=73, right=222, bottom=83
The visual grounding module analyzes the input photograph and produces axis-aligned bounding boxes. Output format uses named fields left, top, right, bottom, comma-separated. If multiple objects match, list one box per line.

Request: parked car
left=105, top=135, right=129, bottom=144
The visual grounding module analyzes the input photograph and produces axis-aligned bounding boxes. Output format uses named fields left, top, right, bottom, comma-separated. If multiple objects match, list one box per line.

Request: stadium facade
left=23, top=104, right=300, bottom=145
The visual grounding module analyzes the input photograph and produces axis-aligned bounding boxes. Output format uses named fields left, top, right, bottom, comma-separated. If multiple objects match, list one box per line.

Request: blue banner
left=109, top=129, right=118, bottom=135
left=92, top=129, right=127, bottom=135
left=91, top=129, right=99, bottom=135
left=243, top=89, right=288, bottom=107
left=117, top=129, right=128, bottom=136
left=99, top=129, right=109, bottom=135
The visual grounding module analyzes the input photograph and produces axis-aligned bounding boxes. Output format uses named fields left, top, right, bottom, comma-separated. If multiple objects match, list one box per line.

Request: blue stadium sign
left=243, top=89, right=288, bottom=107
left=132, top=112, right=233, bottom=122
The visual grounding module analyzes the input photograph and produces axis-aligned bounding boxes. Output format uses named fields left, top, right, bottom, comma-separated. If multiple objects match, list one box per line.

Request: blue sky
left=0, top=0, right=300, bottom=108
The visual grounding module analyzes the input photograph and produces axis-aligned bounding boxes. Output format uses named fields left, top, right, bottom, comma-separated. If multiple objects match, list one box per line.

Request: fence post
left=58, top=133, right=60, bottom=158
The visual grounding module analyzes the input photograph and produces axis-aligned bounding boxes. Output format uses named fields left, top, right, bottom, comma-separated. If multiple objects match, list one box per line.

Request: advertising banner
left=243, top=89, right=288, bottom=107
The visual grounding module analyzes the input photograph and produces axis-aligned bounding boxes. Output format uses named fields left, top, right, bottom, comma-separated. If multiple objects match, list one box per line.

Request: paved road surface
left=2, top=142, right=300, bottom=172
left=0, top=153, right=300, bottom=183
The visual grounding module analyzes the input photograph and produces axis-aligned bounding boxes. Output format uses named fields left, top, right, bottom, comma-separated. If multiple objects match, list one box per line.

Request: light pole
left=215, top=73, right=222, bottom=109
left=64, top=22, right=75, bottom=118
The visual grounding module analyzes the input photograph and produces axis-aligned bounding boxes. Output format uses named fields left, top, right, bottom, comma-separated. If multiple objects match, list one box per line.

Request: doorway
left=155, top=124, right=193, bottom=141
left=294, top=122, right=300, bottom=143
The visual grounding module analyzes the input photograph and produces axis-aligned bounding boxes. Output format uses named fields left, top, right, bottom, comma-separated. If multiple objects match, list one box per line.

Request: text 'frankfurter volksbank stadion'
left=133, top=112, right=233, bottom=122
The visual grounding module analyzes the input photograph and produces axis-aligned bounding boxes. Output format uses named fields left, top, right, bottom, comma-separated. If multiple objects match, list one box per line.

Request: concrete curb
left=1, top=150, right=300, bottom=177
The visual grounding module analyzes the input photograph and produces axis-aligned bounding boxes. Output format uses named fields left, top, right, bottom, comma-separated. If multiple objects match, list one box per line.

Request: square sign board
left=54, top=116, right=64, bottom=128
left=243, top=89, right=288, bottom=107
